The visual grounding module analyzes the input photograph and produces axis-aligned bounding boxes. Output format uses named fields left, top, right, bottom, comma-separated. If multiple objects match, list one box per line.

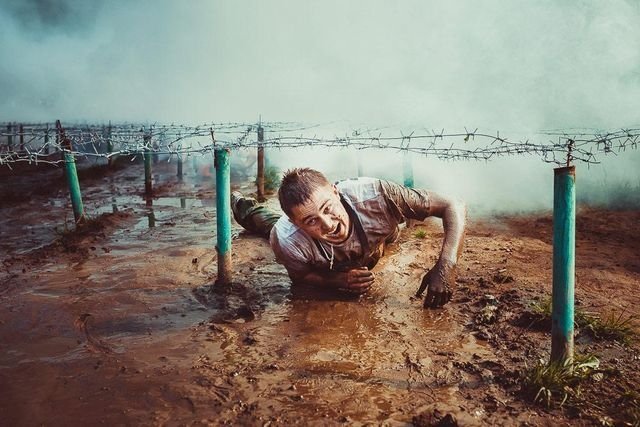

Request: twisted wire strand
left=1, top=122, right=638, bottom=168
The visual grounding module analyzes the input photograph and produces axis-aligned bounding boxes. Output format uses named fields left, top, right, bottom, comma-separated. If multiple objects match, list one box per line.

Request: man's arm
left=380, top=180, right=466, bottom=307
left=289, top=267, right=374, bottom=294
left=425, top=190, right=466, bottom=266
left=417, top=191, right=466, bottom=307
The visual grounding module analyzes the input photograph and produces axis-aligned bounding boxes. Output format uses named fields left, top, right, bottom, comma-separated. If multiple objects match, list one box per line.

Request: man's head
left=278, top=168, right=350, bottom=243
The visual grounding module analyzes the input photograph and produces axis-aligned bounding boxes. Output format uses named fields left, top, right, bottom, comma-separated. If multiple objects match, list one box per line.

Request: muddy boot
left=231, top=191, right=258, bottom=225
left=231, top=191, right=282, bottom=237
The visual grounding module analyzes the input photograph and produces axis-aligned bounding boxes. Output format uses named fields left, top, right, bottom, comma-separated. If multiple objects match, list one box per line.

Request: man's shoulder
left=270, top=216, right=312, bottom=248
left=271, top=215, right=299, bottom=240
left=269, top=216, right=315, bottom=266
left=336, top=177, right=381, bottom=203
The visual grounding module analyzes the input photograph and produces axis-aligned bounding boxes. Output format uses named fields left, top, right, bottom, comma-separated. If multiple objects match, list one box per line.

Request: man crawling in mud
left=231, top=168, right=466, bottom=308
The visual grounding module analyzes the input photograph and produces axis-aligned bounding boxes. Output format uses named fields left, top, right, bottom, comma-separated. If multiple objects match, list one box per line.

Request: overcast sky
left=1, top=0, right=639, bottom=211
left=1, top=0, right=639, bottom=130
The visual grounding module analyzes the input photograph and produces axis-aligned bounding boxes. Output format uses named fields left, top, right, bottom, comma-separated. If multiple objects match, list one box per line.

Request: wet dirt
left=1, top=159, right=639, bottom=426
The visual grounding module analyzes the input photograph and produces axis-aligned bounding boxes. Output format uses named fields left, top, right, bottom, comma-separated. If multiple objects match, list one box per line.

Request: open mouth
left=327, top=223, right=341, bottom=237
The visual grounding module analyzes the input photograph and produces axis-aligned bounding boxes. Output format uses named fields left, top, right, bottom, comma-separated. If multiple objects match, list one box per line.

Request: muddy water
left=1, top=161, right=496, bottom=425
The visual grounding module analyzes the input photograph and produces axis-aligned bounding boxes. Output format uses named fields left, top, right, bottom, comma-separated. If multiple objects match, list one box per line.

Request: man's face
left=289, top=184, right=351, bottom=244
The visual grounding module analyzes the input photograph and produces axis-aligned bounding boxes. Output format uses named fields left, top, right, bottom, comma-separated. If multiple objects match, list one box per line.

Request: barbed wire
left=1, top=121, right=638, bottom=168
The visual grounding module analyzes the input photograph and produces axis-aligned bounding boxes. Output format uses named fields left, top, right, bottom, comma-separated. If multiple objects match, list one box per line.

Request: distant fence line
left=1, top=121, right=639, bottom=168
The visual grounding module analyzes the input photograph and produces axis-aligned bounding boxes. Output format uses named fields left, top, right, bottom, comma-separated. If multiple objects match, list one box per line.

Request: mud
left=1, top=159, right=639, bottom=426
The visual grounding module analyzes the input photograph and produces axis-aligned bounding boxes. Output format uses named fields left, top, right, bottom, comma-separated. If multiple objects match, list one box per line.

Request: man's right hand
left=338, top=267, right=375, bottom=294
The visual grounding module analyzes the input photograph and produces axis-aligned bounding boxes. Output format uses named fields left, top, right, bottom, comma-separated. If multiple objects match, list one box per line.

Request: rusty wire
left=0, top=121, right=638, bottom=168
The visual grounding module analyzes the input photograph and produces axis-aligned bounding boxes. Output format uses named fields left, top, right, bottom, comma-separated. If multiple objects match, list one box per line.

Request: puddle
left=0, top=159, right=511, bottom=425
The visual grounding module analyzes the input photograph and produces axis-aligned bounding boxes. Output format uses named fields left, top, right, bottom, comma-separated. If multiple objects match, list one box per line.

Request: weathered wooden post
left=7, top=123, right=12, bottom=150
left=19, top=124, right=24, bottom=153
left=551, top=165, right=576, bottom=363
left=144, top=133, right=153, bottom=195
left=55, top=122, right=60, bottom=153
left=107, top=121, right=114, bottom=168
left=152, top=127, right=159, bottom=165
left=257, top=124, right=265, bottom=201
left=214, top=148, right=232, bottom=286
left=44, top=124, right=50, bottom=155
left=177, top=155, right=183, bottom=180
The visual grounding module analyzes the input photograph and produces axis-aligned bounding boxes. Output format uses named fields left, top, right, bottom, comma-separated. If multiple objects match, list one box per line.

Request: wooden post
left=177, top=155, right=183, bottom=180
left=19, top=124, right=24, bottom=153
left=107, top=121, right=113, bottom=168
left=257, top=125, right=265, bottom=201
left=144, top=134, right=153, bottom=196
left=55, top=123, right=60, bottom=152
left=7, top=123, right=12, bottom=150
left=152, top=128, right=159, bottom=165
left=44, top=124, right=50, bottom=155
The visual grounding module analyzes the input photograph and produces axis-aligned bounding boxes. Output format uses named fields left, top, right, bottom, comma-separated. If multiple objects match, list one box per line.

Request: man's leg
left=231, top=192, right=281, bottom=238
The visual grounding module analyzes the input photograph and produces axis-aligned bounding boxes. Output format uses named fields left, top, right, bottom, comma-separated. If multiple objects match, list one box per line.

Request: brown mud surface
left=1, top=160, right=639, bottom=426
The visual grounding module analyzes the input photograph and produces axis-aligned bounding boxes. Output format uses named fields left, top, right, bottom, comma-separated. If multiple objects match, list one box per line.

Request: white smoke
left=1, top=0, right=639, bottom=212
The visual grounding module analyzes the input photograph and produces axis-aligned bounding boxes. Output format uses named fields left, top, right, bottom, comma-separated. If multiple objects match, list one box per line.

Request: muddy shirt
left=269, top=178, right=431, bottom=278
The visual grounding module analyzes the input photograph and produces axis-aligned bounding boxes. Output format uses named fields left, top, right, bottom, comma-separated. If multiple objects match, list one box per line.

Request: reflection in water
left=148, top=210, right=156, bottom=228
left=180, top=197, right=186, bottom=209
left=111, top=197, right=118, bottom=213
left=145, top=196, right=155, bottom=228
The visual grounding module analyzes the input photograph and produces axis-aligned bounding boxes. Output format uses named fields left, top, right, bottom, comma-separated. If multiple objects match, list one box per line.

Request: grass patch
left=530, top=298, right=553, bottom=318
left=613, top=387, right=640, bottom=426
left=526, top=298, right=638, bottom=345
left=413, top=229, right=427, bottom=239
left=580, top=310, right=638, bottom=345
left=521, top=354, right=600, bottom=408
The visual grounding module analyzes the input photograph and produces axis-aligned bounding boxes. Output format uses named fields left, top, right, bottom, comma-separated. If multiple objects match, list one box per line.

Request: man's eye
left=306, top=218, right=317, bottom=226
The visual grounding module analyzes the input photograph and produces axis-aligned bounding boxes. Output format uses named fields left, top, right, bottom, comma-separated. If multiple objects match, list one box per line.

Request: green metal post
left=56, top=120, right=85, bottom=224
left=144, top=135, right=152, bottom=195
left=64, top=152, right=85, bottom=223
left=215, top=148, right=232, bottom=286
left=403, top=151, right=414, bottom=188
left=551, top=166, right=576, bottom=363
left=177, top=156, right=183, bottom=180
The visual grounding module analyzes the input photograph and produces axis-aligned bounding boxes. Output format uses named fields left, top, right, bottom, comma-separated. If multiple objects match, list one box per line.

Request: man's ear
left=332, top=184, right=339, bottom=196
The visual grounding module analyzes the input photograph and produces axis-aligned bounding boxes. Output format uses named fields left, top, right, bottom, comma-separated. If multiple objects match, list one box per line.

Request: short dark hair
left=278, top=168, right=331, bottom=217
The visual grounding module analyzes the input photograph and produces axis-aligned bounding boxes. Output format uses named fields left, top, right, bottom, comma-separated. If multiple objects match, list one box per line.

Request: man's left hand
left=417, top=260, right=456, bottom=308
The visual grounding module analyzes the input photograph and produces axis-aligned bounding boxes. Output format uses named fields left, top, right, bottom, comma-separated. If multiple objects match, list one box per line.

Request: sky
left=1, top=0, right=639, bottom=211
